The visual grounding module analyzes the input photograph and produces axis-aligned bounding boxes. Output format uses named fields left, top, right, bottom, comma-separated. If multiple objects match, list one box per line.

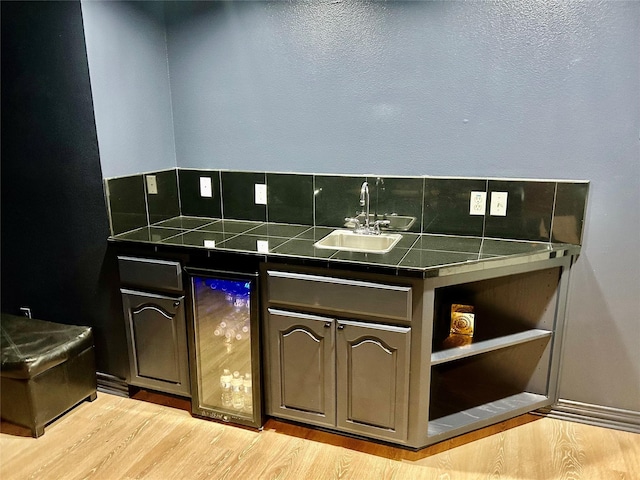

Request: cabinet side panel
left=472, top=268, right=561, bottom=332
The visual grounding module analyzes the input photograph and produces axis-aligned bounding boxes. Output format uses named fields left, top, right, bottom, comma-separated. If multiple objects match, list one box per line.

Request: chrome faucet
left=343, top=181, right=390, bottom=235
left=359, top=181, right=370, bottom=230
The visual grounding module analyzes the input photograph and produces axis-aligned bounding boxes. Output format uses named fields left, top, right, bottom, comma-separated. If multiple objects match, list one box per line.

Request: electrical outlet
left=490, top=192, right=508, bottom=216
left=200, top=177, right=212, bottom=198
left=257, top=240, right=269, bottom=253
left=204, top=240, right=216, bottom=249
left=469, top=191, right=487, bottom=216
left=146, top=175, right=158, bottom=195
left=255, top=184, right=267, bottom=205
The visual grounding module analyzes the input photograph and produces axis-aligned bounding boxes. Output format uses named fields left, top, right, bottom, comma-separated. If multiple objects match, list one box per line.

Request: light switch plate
left=200, top=177, right=212, bottom=198
left=146, top=175, right=158, bottom=195
left=255, top=184, right=267, bottom=205
left=204, top=240, right=216, bottom=249
left=490, top=192, right=508, bottom=216
left=469, top=191, right=487, bottom=215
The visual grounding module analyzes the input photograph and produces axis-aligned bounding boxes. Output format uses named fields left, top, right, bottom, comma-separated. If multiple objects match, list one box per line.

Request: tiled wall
left=105, top=169, right=589, bottom=245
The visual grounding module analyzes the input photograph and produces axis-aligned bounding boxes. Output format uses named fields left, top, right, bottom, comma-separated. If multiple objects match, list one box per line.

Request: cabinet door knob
left=324, top=322, right=331, bottom=328
left=173, top=301, right=180, bottom=307
left=337, top=324, right=345, bottom=330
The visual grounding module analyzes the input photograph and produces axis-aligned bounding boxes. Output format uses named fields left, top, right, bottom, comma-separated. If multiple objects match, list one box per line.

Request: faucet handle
left=372, top=219, right=391, bottom=233
left=344, top=217, right=361, bottom=229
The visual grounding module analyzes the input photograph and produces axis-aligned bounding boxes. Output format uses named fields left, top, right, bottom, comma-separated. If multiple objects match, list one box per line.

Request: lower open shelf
left=427, top=391, right=550, bottom=440
left=427, top=335, right=552, bottom=443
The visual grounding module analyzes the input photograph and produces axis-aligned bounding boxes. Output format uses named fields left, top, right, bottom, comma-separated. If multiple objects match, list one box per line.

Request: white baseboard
left=537, top=399, right=640, bottom=434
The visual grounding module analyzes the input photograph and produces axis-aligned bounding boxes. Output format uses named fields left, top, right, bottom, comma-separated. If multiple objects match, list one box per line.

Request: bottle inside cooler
left=243, top=373, right=253, bottom=412
left=231, top=371, right=244, bottom=410
left=220, top=368, right=233, bottom=407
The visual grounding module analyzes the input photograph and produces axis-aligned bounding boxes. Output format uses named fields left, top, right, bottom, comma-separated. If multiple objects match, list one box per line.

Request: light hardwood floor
left=1, top=392, right=638, bottom=480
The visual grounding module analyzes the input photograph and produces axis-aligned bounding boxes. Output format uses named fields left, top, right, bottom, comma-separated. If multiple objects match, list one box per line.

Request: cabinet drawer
left=118, top=256, right=183, bottom=292
left=266, top=270, right=412, bottom=322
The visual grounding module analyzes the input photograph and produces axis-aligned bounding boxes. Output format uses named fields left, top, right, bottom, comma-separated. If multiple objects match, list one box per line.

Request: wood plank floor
left=1, top=392, right=638, bottom=479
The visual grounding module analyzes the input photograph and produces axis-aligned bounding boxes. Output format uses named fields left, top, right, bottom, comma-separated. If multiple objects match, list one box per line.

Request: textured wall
left=81, top=1, right=177, bottom=178
left=166, top=2, right=633, bottom=177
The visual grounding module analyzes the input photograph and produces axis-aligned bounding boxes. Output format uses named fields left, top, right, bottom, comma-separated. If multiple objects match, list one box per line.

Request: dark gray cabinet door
left=336, top=320, right=411, bottom=443
left=266, top=309, right=336, bottom=428
left=121, top=289, right=190, bottom=397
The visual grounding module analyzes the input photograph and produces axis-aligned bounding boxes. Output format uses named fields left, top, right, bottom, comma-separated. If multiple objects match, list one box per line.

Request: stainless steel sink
left=314, top=229, right=402, bottom=254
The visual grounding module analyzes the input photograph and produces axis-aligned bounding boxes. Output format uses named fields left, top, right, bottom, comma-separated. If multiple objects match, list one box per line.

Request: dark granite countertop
left=109, top=216, right=580, bottom=278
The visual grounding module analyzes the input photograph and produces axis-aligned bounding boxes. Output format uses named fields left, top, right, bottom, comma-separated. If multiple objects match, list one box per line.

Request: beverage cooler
left=186, top=268, right=263, bottom=429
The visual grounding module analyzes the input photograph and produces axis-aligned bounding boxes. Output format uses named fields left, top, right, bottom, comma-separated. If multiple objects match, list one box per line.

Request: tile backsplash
left=314, top=175, right=366, bottom=228
left=105, top=169, right=589, bottom=245
left=146, top=169, right=180, bottom=225
left=178, top=169, right=221, bottom=218
left=266, top=173, right=314, bottom=225
left=104, top=174, right=147, bottom=235
left=423, top=178, right=486, bottom=237
left=375, top=176, right=423, bottom=234
left=552, top=182, right=589, bottom=245
left=484, top=179, right=556, bottom=242
left=220, top=171, right=267, bottom=222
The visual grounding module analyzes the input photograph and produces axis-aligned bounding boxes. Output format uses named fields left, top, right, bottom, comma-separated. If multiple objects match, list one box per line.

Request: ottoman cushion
left=1, top=313, right=93, bottom=379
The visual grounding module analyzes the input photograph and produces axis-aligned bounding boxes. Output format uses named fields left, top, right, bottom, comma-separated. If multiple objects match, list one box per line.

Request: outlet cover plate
left=490, top=192, right=508, bottom=216
left=255, top=184, right=267, bottom=205
left=257, top=240, right=269, bottom=253
left=469, top=191, right=487, bottom=215
left=200, top=177, right=213, bottom=198
left=146, top=175, right=158, bottom=195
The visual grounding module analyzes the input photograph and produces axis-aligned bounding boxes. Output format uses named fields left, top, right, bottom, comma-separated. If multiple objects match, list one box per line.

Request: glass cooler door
left=187, top=269, right=262, bottom=428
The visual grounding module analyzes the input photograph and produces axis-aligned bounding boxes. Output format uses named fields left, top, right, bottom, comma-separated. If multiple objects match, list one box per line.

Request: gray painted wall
left=81, top=1, right=176, bottom=178
left=84, top=1, right=639, bottom=414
